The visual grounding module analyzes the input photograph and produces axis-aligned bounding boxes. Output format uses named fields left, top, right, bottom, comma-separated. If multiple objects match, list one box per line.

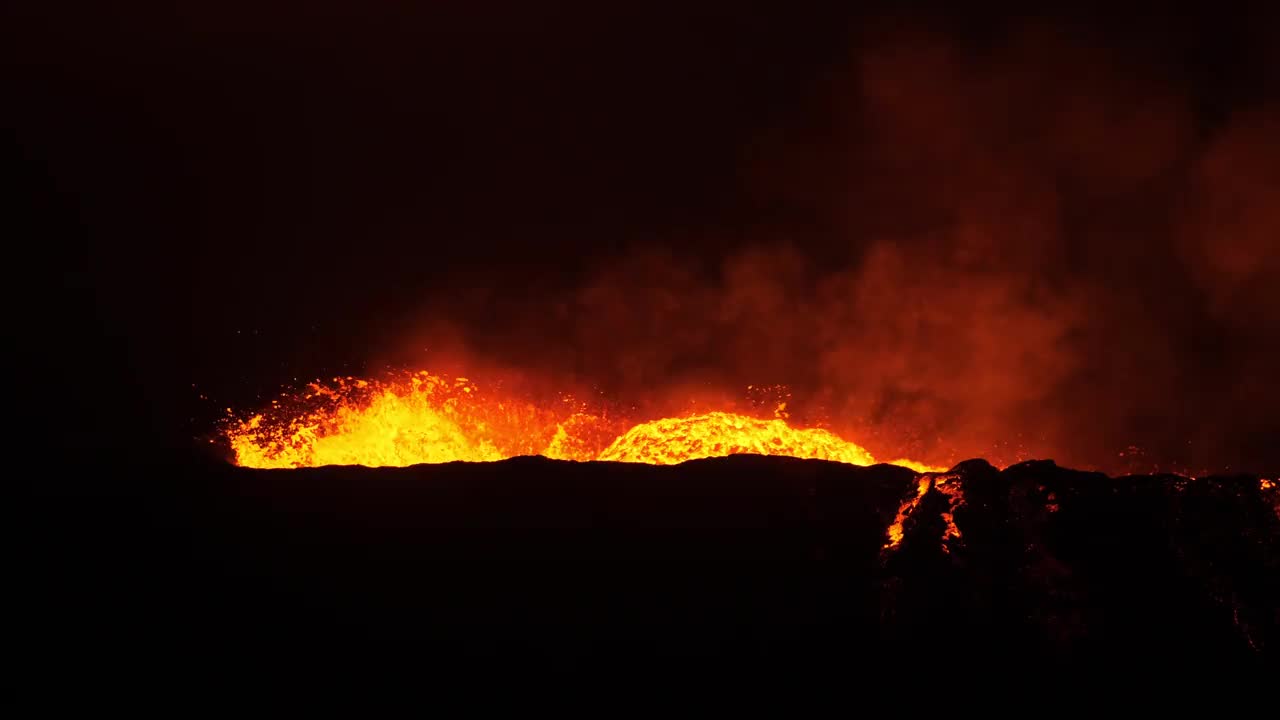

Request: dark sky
left=7, top=2, right=1280, bottom=471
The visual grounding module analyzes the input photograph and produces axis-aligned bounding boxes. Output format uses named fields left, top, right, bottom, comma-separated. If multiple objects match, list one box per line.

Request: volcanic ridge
left=24, top=452, right=1279, bottom=684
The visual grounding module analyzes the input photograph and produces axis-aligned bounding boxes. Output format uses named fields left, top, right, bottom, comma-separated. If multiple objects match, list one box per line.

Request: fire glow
left=225, top=371, right=943, bottom=473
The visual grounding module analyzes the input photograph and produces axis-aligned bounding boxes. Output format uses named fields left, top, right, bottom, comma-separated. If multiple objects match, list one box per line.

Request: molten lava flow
left=884, top=476, right=932, bottom=549
left=225, top=371, right=943, bottom=472
left=227, top=372, right=601, bottom=469
left=881, top=472, right=965, bottom=552
left=597, top=411, right=877, bottom=465
left=933, top=473, right=965, bottom=553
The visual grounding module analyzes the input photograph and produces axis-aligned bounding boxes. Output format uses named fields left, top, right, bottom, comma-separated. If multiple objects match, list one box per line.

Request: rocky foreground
left=20, top=453, right=1279, bottom=686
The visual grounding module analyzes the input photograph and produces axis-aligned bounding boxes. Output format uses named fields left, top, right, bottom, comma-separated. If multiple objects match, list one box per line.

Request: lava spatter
left=224, top=371, right=943, bottom=472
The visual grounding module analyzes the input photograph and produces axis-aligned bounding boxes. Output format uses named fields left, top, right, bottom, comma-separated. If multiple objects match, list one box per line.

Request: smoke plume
left=393, top=19, right=1279, bottom=473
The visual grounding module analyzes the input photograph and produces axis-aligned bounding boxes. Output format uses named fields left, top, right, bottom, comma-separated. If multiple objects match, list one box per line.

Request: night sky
left=8, top=2, right=1279, bottom=471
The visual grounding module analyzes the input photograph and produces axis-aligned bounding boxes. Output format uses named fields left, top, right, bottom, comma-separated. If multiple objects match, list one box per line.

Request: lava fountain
left=225, top=371, right=943, bottom=472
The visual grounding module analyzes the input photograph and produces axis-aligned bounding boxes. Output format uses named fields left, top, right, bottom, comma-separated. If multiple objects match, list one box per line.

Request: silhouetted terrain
left=19, top=453, right=1278, bottom=692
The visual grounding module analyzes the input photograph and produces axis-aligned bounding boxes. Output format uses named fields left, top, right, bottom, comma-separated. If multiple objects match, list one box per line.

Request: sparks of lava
left=225, top=371, right=944, bottom=472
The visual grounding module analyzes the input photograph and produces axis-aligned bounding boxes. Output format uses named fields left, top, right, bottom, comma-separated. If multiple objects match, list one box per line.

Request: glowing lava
left=227, top=372, right=594, bottom=469
left=885, top=476, right=932, bottom=549
left=881, top=472, right=965, bottom=551
left=225, top=371, right=944, bottom=472
left=597, top=411, right=877, bottom=466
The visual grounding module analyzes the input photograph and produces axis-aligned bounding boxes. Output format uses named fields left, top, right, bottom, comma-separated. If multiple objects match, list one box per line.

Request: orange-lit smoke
left=227, top=18, right=1278, bottom=477
left=379, top=20, right=1280, bottom=476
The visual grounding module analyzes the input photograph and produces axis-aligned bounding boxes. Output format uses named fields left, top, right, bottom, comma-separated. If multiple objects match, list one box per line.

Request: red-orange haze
left=219, top=18, right=1279, bottom=477
left=363, top=21, right=1280, bottom=476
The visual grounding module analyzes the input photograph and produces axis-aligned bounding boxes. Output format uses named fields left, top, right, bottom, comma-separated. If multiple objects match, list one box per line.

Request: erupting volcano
left=225, top=371, right=944, bottom=472
left=16, top=0, right=1280, bottom=694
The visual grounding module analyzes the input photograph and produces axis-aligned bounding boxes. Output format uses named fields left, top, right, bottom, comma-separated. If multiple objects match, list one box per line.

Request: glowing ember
left=1263, top=479, right=1279, bottom=520
left=225, top=371, right=943, bottom=472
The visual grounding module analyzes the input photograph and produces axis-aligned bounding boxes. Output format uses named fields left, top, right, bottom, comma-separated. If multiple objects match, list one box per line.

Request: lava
left=884, top=476, right=932, bottom=549
left=225, top=371, right=944, bottom=472
left=881, top=472, right=965, bottom=552
left=598, top=412, right=877, bottom=466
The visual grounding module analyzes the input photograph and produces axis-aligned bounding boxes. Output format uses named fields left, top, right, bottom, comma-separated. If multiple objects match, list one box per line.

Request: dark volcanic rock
left=19, top=453, right=1278, bottom=687
left=882, top=459, right=1280, bottom=667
